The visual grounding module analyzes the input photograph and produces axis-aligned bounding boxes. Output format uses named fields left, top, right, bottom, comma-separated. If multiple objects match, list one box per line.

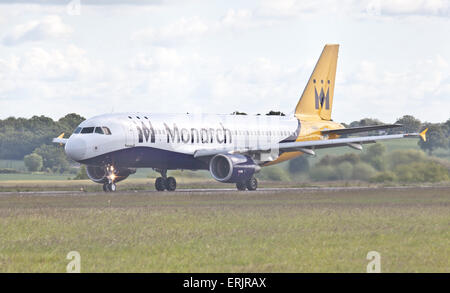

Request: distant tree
left=361, top=144, right=387, bottom=171
left=73, top=165, right=88, bottom=180
left=58, top=113, right=85, bottom=135
left=231, top=111, right=247, bottom=115
left=23, top=153, right=43, bottom=172
left=33, top=144, right=71, bottom=173
left=348, top=118, right=385, bottom=136
left=288, top=155, right=310, bottom=173
left=418, top=123, right=448, bottom=155
left=266, top=111, right=286, bottom=116
left=444, top=119, right=450, bottom=148
left=349, top=118, right=384, bottom=128
left=395, top=115, right=421, bottom=133
left=0, top=113, right=85, bottom=160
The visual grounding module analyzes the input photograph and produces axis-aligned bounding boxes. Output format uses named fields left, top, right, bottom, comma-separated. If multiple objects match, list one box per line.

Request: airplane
left=53, top=44, right=428, bottom=192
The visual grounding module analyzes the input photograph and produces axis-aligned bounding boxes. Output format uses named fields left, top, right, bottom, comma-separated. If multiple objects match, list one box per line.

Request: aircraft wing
left=193, top=129, right=428, bottom=158
left=320, top=124, right=402, bottom=136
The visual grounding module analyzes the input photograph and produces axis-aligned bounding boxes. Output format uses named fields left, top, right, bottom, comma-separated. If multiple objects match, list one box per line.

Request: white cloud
left=130, top=47, right=182, bottom=70
left=336, top=55, right=450, bottom=123
left=131, top=17, right=209, bottom=46
left=257, top=0, right=450, bottom=19
left=132, top=9, right=273, bottom=46
left=377, top=0, right=449, bottom=17
left=2, top=15, right=72, bottom=46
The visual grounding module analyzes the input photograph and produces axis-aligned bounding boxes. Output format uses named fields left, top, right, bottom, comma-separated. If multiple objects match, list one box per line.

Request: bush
left=361, top=144, right=387, bottom=171
left=352, top=162, right=377, bottom=181
left=23, top=153, right=43, bottom=172
left=0, top=168, right=20, bottom=174
left=394, top=162, right=449, bottom=183
left=73, top=165, right=88, bottom=180
left=288, top=155, right=310, bottom=173
left=336, top=162, right=353, bottom=180
left=258, top=167, right=290, bottom=181
left=370, top=171, right=397, bottom=183
left=309, top=165, right=340, bottom=181
left=319, top=153, right=360, bottom=166
left=387, top=150, right=427, bottom=169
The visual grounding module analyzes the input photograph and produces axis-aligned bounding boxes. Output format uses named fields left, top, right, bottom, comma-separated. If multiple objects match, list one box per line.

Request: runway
left=0, top=185, right=448, bottom=196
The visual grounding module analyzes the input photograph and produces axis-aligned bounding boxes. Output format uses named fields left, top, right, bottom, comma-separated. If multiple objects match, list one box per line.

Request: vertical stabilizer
left=295, top=44, right=339, bottom=121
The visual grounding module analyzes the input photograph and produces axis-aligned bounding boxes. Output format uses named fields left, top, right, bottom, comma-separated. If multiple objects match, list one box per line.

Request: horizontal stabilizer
left=321, top=124, right=402, bottom=136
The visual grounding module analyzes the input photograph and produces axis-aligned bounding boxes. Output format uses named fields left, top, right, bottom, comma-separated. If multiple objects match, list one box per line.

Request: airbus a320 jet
left=53, top=44, right=427, bottom=192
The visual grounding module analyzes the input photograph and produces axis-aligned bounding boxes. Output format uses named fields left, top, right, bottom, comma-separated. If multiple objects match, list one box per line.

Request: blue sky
left=0, top=0, right=449, bottom=123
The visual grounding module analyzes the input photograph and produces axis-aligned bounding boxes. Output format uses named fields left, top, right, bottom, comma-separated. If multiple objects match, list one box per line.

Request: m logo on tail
left=314, top=79, right=330, bottom=110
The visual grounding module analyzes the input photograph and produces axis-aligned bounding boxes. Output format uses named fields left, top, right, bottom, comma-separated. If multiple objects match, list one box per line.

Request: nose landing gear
left=154, top=169, right=177, bottom=191
left=103, top=182, right=116, bottom=192
left=103, top=165, right=117, bottom=192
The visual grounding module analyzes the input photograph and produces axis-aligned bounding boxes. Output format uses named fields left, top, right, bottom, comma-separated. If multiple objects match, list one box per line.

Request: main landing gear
left=236, top=176, right=258, bottom=191
left=154, top=169, right=177, bottom=191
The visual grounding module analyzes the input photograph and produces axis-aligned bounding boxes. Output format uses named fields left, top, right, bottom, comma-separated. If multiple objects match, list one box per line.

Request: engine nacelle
left=209, top=154, right=260, bottom=183
left=86, top=165, right=136, bottom=184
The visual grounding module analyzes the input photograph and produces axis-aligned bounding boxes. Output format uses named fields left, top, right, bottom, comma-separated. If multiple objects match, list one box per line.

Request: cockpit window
left=94, top=127, right=104, bottom=134
left=81, top=127, right=94, bottom=134
left=74, top=127, right=82, bottom=134
left=102, top=127, right=112, bottom=135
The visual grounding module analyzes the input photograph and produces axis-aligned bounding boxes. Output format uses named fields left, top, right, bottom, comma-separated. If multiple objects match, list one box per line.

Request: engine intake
left=209, top=154, right=259, bottom=183
left=86, top=165, right=136, bottom=183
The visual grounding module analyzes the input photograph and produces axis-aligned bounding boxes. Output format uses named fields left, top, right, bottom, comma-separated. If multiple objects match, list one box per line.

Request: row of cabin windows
left=149, top=129, right=293, bottom=136
left=127, top=116, right=294, bottom=136
left=74, top=127, right=112, bottom=135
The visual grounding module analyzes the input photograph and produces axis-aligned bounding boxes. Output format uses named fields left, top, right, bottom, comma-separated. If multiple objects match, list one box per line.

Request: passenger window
left=74, top=127, right=82, bottom=134
left=102, top=127, right=112, bottom=135
left=81, top=127, right=94, bottom=134
left=95, top=127, right=104, bottom=134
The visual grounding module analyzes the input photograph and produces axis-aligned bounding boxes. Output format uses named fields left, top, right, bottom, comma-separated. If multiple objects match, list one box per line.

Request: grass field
left=0, top=187, right=448, bottom=272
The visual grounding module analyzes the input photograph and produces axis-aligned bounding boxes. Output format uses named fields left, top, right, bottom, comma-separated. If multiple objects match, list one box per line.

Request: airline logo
left=132, top=119, right=232, bottom=144
left=314, top=79, right=330, bottom=110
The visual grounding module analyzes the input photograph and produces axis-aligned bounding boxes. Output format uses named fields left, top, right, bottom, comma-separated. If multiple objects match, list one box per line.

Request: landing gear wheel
left=103, top=182, right=116, bottom=192
left=109, top=182, right=116, bottom=192
left=236, top=181, right=247, bottom=191
left=246, top=177, right=258, bottom=191
left=166, top=177, right=177, bottom=191
left=155, top=177, right=166, bottom=191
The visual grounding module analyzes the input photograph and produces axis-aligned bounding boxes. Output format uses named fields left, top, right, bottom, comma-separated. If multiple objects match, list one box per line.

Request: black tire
left=103, top=183, right=109, bottom=192
left=236, top=181, right=246, bottom=191
left=109, top=183, right=117, bottom=192
left=246, top=177, right=257, bottom=191
left=166, top=177, right=177, bottom=191
left=155, top=177, right=166, bottom=191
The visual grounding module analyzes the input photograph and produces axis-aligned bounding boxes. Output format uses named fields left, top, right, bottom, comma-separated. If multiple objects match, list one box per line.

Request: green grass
left=0, top=187, right=448, bottom=272
left=0, top=160, right=26, bottom=172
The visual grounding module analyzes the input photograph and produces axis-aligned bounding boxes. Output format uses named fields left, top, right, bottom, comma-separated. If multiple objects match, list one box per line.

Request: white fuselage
left=65, top=112, right=299, bottom=169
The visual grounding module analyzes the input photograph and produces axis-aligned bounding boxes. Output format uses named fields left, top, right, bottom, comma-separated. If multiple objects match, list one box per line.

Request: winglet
left=52, top=133, right=68, bottom=145
left=419, top=128, right=428, bottom=142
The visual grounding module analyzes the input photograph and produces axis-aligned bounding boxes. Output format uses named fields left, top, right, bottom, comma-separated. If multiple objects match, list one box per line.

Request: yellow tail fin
left=295, top=44, right=339, bottom=121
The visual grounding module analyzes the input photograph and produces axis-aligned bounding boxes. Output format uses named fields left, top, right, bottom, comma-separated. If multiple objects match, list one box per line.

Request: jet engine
left=86, top=165, right=136, bottom=183
left=209, top=154, right=260, bottom=183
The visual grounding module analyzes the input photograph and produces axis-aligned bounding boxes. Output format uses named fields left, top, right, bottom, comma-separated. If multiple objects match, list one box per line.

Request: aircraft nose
left=65, top=137, right=87, bottom=161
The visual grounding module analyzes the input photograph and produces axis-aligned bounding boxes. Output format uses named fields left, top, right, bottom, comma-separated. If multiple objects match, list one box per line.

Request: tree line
left=0, top=113, right=448, bottom=173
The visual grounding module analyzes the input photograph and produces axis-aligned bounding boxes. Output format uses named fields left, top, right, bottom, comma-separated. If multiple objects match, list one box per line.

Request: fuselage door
left=125, top=123, right=135, bottom=147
